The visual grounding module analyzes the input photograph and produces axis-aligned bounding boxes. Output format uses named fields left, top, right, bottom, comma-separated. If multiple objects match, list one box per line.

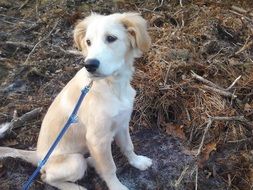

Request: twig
left=179, top=0, right=183, bottom=7
left=18, top=0, right=31, bottom=10
left=228, top=137, right=252, bottom=143
left=196, top=118, right=212, bottom=157
left=163, top=63, right=172, bottom=86
left=174, top=165, right=189, bottom=188
left=0, top=18, right=15, bottom=25
left=195, top=166, right=198, bottom=190
left=9, top=108, right=43, bottom=130
left=191, top=71, right=224, bottom=90
left=226, top=75, right=241, bottom=90
left=0, top=14, right=34, bottom=23
left=207, top=47, right=225, bottom=63
left=23, top=20, right=59, bottom=65
left=235, top=36, right=253, bottom=55
left=24, top=22, right=41, bottom=33
left=211, top=116, right=246, bottom=122
left=4, top=41, right=34, bottom=50
left=221, top=116, right=253, bottom=131
left=229, top=10, right=252, bottom=22
left=196, top=115, right=251, bottom=157
left=231, top=5, right=247, bottom=14
left=202, top=85, right=237, bottom=98
left=185, top=108, right=191, bottom=121
left=153, top=0, right=164, bottom=11
left=192, top=71, right=241, bottom=98
left=0, top=108, right=43, bottom=139
left=50, top=44, right=83, bottom=56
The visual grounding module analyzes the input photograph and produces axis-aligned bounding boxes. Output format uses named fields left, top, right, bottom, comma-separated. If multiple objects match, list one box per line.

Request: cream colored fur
left=0, top=12, right=152, bottom=190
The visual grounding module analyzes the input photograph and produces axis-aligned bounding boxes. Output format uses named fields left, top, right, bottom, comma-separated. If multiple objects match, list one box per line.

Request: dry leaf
left=244, top=103, right=252, bottom=112
left=198, top=142, right=217, bottom=168
left=203, top=142, right=217, bottom=160
left=166, top=123, right=186, bottom=141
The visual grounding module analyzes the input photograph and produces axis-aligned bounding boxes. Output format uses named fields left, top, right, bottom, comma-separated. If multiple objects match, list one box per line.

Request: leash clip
left=70, top=114, right=78, bottom=124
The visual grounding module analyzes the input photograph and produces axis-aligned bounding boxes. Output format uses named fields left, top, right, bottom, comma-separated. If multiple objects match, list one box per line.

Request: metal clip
left=70, top=114, right=78, bottom=123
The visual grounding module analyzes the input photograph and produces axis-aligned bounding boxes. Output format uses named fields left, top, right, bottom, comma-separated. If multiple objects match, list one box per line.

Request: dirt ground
left=0, top=0, right=253, bottom=190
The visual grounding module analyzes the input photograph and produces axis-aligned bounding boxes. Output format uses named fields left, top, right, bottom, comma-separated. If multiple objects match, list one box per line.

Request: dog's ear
left=120, top=13, right=151, bottom=56
left=73, top=14, right=101, bottom=54
left=73, top=19, right=88, bottom=53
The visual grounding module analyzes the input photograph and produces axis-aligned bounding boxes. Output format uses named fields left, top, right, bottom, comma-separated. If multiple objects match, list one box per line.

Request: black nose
left=84, top=59, right=100, bottom=73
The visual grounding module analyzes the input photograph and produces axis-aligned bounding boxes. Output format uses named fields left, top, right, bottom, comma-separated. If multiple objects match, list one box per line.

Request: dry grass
left=0, top=0, right=253, bottom=189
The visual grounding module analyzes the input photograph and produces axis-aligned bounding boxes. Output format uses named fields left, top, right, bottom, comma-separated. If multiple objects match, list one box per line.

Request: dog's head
left=73, top=13, right=151, bottom=78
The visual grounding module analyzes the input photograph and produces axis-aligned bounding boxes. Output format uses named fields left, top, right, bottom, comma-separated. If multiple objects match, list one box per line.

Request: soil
left=0, top=0, right=253, bottom=190
left=1, top=130, right=194, bottom=190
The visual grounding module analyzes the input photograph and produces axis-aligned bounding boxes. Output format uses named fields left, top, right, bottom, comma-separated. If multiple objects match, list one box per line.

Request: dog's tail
left=0, top=122, right=39, bottom=166
left=0, top=147, right=38, bottom=166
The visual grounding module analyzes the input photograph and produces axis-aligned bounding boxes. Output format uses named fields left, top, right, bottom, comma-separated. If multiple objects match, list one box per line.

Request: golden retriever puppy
left=0, top=12, right=152, bottom=190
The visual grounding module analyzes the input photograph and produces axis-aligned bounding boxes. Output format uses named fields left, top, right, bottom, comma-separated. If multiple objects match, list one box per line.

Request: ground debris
left=0, top=0, right=253, bottom=189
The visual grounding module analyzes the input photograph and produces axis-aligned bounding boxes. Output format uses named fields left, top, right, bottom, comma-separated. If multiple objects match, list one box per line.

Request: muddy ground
left=0, top=0, right=253, bottom=190
left=1, top=130, right=194, bottom=190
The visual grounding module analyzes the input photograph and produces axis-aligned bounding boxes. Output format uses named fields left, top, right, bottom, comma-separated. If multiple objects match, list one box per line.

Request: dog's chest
left=96, top=83, right=135, bottom=116
left=110, top=90, right=135, bottom=130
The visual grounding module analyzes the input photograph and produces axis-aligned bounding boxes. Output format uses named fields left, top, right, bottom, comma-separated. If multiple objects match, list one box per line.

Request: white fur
left=0, top=122, right=11, bottom=138
left=0, top=13, right=152, bottom=190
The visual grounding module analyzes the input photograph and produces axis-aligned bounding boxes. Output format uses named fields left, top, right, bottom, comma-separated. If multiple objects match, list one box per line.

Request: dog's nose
left=84, top=59, right=100, bottom=73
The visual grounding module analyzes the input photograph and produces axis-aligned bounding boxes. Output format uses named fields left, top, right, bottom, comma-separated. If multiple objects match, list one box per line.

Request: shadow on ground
left=0, top=129, right=193, bottom=190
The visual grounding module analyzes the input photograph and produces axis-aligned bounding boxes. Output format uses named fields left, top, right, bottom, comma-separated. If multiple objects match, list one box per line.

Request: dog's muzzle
left=84, top=59, right=100, bottom=73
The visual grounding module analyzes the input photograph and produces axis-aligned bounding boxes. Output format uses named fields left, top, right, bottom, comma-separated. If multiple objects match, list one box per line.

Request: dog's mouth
left=87, top=72, right=107, bottom=79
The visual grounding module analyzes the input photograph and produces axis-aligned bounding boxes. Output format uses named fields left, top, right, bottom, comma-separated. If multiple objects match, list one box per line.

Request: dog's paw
left=110, top=184, right=129, bottom=190
left=129, top=155, right=152, bottom=171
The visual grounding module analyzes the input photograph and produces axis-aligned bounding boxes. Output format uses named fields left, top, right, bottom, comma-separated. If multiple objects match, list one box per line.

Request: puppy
left=0, top=12, right=152, bottom=190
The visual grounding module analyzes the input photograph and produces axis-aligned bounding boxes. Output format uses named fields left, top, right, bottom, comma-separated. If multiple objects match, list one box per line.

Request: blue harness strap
left=23, top=81, right=93, bottom=190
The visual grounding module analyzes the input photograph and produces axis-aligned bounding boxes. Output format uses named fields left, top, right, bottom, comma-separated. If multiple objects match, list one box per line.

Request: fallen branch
left=174, top=165, right=189, bottom=188
left=0, top=14, right=34, bottom=23
left=191, top=71, right=224, bottom=90
left=51, top=44, right=83, bottom=56
left=18, top=0, right=31, bottom=10
left=213, top=115, right=253, bottom=129
left=191, top=71, right=241, bottom=98
left=195, top=166, right=198, bottom=190
left=196, top=115, right=251, bottom=157
left=230, top=5, right=253, bottom=19
left=211, top=116, right=245, bottom=121
left=235, top=36, right=253, bottom=55
left=4, top=41, right=33, bottom=50
left=0, top=108, right=43, bottom=139
left=229, top=10, right=252, bottom=22
left=196, top=118, right=212, bottom=157
left=10, top=107, right=43, bottom=129
left=202, top=85, right=237, bottom=98
left=231, top=5, right=247, bottom=14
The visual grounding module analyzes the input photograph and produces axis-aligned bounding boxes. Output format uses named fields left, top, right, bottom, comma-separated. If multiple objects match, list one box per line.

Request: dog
left=0, top=12, right=152, bottom=190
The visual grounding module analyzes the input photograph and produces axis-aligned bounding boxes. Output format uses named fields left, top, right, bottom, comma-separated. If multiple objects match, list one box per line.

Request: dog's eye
left=86, top=39, right=91, bottom=46
left=106, top=35, right=117, bottom=43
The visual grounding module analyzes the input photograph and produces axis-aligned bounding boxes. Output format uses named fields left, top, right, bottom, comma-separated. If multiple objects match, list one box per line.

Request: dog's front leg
left=86, top=131, right=128, bottom=190
left=115, top=126, right=152, bottom=170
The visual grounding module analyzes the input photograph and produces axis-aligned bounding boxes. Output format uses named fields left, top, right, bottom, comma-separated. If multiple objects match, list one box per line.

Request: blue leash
left=23, top=81, right=93, bottom=190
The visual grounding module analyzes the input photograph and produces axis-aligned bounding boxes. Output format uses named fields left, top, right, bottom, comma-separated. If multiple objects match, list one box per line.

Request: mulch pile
left=0, top=0, right=253, bottom=189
